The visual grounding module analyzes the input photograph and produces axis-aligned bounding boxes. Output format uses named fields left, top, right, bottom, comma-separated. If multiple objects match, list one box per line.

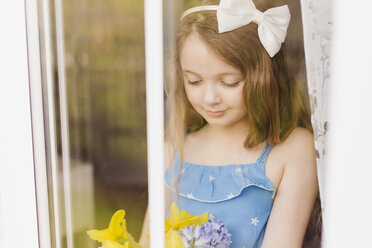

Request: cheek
left=184, top=85, right=199, bottom=105
left=228, top=87, right=245, bottom=107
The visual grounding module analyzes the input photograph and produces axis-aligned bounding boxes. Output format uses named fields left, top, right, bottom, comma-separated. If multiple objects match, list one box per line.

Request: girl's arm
left=261, top=128, right=319, bottom=248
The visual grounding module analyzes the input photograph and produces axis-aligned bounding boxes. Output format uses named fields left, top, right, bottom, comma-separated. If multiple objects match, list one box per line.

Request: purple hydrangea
left=180, top=217, right=232, bottom=248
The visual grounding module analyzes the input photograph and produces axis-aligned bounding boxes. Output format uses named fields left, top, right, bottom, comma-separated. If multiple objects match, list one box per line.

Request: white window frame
left=144, top=0, right=165, bottom=247
left=0, top=0, right=73, bottom=247
left=0, top=1, right=40, bottom=247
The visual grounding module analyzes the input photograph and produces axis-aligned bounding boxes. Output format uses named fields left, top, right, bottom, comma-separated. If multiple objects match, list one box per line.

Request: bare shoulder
left=282, top=127, right=314, bottom=148
left=272, top=126, right=318, bottom=202
left=280, top=127, right=316, bottom=169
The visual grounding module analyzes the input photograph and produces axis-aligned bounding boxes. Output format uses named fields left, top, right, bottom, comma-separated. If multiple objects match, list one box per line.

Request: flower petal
left=103, top=240, right=129, bottom=248
left=119, top=219, right=129, bottom=240
left=165, top=229, right=185, bottom=248
left=199, top=212, right=209, bottom=223
left=169, top=203, right=180, bottom=224
left=87, top=229, right=113, bottom=242
left=179, top=209, right=191, bottom=219
left=127, top=232, right=143, bottom=248
left=166, top=203, right=209, bottom=233
left=108, top=210, right=126, bottom=237
left=174, top=212, right=209, bottom=230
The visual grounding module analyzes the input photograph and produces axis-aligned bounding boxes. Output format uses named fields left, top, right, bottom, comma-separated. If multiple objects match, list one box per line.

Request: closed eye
left=221, top=81, right=241, bottom=88
left=186, top=80, right=201, bottom=85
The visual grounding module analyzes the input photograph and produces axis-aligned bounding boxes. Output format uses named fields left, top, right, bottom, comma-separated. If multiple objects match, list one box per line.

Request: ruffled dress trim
left=164, top=143, right=276, bottom=203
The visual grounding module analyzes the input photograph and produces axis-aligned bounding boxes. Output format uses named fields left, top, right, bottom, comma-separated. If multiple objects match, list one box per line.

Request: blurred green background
left=63, top=0, right=147, bottom=247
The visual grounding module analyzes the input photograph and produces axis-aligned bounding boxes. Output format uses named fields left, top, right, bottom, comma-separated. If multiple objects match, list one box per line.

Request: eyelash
left=187, top=80, right=201, bottom=85
left=221, top=81, right=241, bottom=88
left=186, top=80, right=241, bottom=88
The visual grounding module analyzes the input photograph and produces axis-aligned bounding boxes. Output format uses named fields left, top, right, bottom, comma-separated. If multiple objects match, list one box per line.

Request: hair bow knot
left=252, top=10, right=265, bottom=26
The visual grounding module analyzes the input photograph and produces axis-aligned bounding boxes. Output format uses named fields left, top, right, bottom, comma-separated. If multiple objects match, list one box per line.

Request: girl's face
left=180, top=33, right=248, bottom=128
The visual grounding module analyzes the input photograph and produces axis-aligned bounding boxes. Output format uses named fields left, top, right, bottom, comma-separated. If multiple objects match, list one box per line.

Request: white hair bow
left=180, top=0, right=291, bottom=57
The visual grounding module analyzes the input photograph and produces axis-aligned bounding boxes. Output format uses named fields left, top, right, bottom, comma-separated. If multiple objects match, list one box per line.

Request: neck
left=204, top=118, right=250, bottom=145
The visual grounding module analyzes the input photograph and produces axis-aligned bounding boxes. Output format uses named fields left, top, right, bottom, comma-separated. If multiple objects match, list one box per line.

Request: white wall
left=0, top=1, right=39, bottom=247
left=324, top=1, right=372, bottom=247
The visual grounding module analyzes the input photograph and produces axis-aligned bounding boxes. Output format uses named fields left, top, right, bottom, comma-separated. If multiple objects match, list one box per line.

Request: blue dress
left=164, top=142, right=276, bottom=248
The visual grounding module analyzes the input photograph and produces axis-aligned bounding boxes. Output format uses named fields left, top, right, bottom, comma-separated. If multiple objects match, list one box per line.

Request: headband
left=180, top=0, right=291, bottom=57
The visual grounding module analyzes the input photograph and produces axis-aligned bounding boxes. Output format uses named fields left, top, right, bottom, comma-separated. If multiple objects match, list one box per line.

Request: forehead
left=180, top=33, right=241, bottom=77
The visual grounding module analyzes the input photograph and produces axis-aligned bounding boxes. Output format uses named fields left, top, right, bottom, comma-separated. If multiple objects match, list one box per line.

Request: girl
left=140, top=0, right=321, bottom=247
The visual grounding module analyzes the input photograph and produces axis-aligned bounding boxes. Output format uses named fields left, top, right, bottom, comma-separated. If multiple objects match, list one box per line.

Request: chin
left=204, top=118, right=235, bottom=127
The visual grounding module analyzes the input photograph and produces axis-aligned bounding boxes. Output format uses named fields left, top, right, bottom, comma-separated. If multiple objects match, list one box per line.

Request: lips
left=205, top=109, right=226, bottom=117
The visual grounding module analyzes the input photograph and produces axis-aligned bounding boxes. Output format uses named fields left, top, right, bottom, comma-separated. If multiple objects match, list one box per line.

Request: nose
left=203, top=83, right=221, bottom=106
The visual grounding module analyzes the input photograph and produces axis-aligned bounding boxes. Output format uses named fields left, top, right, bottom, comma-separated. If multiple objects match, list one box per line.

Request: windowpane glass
left=61, top=1, right=147, bottom=246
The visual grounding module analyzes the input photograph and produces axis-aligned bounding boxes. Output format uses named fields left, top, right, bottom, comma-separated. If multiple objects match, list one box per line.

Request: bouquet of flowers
left=87, top=203, right=232, bottom=248
left=165, top=203, right=232, bottom=248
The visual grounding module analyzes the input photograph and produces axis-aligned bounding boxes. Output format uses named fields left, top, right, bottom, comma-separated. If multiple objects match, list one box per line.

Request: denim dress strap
left=256, top=141, right=273, bottom=165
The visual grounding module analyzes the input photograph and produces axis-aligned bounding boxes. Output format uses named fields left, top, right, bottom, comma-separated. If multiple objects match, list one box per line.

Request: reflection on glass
left=59, top=0, right=147, bottom=247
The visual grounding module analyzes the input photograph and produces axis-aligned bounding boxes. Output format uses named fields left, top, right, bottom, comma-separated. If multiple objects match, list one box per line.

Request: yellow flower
left=87, top=210, right=142, bottom=248
left=164, top=203, right=208, bottom=248
left=165, top=229, right=185, bottom=248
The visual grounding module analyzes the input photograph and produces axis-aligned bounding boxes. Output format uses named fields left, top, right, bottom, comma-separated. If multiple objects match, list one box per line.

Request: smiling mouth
left=205, top=109, right=226, bottom=117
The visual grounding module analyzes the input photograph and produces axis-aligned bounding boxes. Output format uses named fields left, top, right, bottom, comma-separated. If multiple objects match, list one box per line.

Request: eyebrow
left=183, top=70, right=241, bottom=77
